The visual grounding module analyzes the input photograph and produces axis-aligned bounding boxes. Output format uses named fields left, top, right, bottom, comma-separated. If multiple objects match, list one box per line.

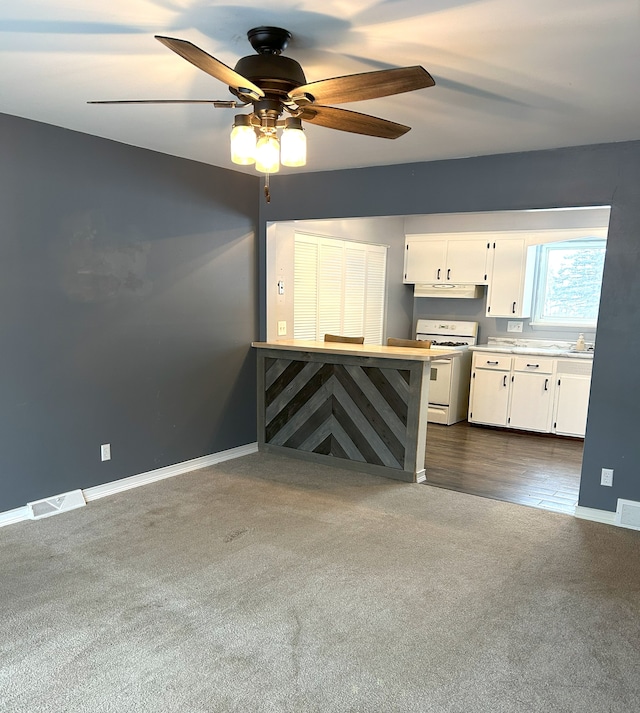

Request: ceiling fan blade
left=155, top=35, right=264, bottom=100
left=289, top=66, right=434, bottom=105
left=88, top=100, right=240, bottom=107
left=299, top=105, right=410, bottom=139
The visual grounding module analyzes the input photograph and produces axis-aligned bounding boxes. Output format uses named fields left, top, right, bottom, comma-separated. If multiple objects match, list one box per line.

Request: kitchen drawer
left=513, top=356, right=554, bottom=374
left=556, top=359, right=593, bottom=377
left=473, top=354, right=511, bottom=370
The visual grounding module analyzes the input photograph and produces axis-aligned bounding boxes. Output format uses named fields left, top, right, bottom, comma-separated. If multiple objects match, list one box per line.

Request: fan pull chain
left=264, top=174, right=271, bottom=203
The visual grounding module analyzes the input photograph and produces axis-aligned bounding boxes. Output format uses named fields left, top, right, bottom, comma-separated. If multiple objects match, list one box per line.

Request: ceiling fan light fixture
left=255, top=133, right=280, bottom=174
left=281, top=117, right=306, bottom=167
left=230, top=114, right=256, bottom=165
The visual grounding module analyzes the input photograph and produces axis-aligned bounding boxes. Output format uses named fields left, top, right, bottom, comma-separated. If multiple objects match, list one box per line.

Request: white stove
left=415, top=319, right=479, bottom=425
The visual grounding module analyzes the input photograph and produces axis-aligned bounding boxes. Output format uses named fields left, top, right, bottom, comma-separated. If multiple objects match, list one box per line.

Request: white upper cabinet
left=445, top=239, right=491, bottom=284
left=404, top=235, right=490, bottom=284
left=404, top=238, right=446, bottom=283
left=485, top=238, right=537, bottom=317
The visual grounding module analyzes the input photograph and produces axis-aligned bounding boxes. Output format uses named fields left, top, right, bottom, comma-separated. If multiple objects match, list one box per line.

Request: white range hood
left=414, top=283, right=484, bottom=298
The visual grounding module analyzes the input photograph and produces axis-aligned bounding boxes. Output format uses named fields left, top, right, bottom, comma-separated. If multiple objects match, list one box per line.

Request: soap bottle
left=575, top=333, right=586, bottom=351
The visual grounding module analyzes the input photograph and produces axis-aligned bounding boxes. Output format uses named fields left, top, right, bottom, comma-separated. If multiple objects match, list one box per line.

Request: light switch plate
left=507, top=321, right=523, bottom=333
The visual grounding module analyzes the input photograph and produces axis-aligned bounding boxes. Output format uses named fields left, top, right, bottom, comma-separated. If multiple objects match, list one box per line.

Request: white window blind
left=364, top=247, right=386, bottom=344
left=343, top=245, right=366, bottom=338
left=318, top=240, right=343, bottom=338
left=293, top=239, right=318, bottom=340
left=294, top=233, right=387, bottom=344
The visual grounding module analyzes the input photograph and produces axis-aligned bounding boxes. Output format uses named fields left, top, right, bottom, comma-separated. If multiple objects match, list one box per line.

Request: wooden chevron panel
left=263, top=357, right=411, bottom=470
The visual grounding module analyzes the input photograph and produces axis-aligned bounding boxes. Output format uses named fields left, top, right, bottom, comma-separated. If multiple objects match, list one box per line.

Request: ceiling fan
left=90, top=26, right=435, bottom=195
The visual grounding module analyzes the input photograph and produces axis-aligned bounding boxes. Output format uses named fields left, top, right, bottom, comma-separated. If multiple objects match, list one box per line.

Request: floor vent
left=615, top=499, right=640, bottom=531
left=27, top=490, right=86, bottom=520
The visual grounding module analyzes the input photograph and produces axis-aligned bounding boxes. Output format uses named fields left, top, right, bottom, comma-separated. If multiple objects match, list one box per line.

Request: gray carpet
left=1, top=452, right=639, bottom=713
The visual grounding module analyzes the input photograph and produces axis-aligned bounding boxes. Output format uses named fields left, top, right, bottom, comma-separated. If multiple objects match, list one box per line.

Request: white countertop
left=252, top=340, right=461, bottom=362
left=471, top=343, right=594, bottom=359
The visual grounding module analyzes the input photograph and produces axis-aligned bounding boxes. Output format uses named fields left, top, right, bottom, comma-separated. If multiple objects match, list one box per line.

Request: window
left=532, top=238, right=606, bottom=327
left=293, top=233, right=387, bottom=343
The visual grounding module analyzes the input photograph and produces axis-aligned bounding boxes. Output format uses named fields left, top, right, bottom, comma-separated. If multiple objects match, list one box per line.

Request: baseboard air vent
left=27, top=489, right=86, bottom=520
left=615, top=499, right=640, bottom=531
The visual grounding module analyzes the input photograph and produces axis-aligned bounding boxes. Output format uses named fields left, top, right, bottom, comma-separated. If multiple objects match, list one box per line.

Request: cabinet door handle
left=503, top=375, right=507, bottom=387
left=437, top=268, right=441, bottom=280
left=447, top=268, right=451, bottom=280
left=512, top=301, right=517, bottom=314
left=486, top=360, right=499, bottom=365
left=544, top=378, right=549, bottom=391
left=526, top=363, right=540, bottom=368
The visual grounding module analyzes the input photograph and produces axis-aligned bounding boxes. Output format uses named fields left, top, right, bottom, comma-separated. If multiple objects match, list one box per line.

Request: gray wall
left=261, top=140, right=640, bottom=512
left=0, top=113, right=260, bottom=511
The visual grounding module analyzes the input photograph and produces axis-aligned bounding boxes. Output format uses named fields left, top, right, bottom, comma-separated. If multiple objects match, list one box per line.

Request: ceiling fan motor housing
left=232, top=26, right=306, bottom=111
left=233, top=54, right=306, bottom=96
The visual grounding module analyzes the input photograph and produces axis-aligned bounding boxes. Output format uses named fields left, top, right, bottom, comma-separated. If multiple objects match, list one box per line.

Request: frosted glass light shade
left=255, top=135, right=280, bottom=173
left=230, top=123, right=256, bottom=165
left=281, top=124, right=306, bottom=167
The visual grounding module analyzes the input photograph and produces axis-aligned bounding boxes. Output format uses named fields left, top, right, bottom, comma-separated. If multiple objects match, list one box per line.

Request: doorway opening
left=265, top=207, right=610, bottom=514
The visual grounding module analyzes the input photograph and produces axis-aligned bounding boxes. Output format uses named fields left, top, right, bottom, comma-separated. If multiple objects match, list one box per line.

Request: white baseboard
left=574, top=505, right=617, bottom=526
left=0, top=506, right=31, bottom=528
left=2, top=447, right=623, bottom=532
left=83, top=442, right=258, bottom=501
left=0, top=442, right=258, bottom=528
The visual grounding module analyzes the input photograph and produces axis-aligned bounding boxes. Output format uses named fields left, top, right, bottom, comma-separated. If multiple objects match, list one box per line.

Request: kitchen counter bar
left=252, top=340, right=460, bottom=483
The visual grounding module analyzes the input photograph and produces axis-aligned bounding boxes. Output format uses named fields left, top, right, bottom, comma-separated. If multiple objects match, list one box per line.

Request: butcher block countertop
left=252, top=340, right=461, bottom=361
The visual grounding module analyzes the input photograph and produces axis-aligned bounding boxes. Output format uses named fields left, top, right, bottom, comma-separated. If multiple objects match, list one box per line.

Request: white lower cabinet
left=469, top=352, right=591, bottom=437
left=468, top=354, right=511, bottom=426
left=552, top=360, right=593, bottom=437
left=508, top=357, right=554, bottom=432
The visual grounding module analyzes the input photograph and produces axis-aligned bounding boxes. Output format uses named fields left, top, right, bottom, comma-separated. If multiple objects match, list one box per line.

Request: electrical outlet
left=507, top=321, right=523, bottom=333
left=600, top=468, right=613, bottom=487
left=101, top=444, right=111, bottom=462
left=277, top=320, right=287, bottom=336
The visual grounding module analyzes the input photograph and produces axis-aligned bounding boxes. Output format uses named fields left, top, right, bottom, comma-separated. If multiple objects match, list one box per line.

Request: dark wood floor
left=424, top=421, right=583, bottom=515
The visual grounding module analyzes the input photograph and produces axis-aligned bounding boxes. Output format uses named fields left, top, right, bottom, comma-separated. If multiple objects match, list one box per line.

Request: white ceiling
left=2, top=1, right=640, bottom=175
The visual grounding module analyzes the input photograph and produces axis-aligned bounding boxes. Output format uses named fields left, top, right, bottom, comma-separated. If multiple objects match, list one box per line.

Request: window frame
left=530, top=237, right=606, bottom=329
